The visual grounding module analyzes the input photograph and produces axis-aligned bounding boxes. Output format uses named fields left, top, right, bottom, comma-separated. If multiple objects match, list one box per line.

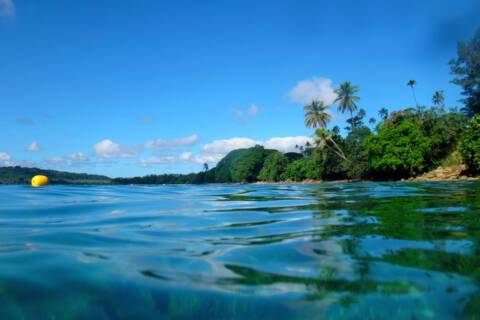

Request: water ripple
left=0, top=182, right=479, bottom=319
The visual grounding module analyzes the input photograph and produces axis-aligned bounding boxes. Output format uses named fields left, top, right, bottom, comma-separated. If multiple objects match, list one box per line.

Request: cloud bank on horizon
left=1, top=134, right=313, bottom=173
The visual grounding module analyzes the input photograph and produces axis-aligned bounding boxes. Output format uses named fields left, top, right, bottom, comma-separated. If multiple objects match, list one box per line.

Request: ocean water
left=0, top=181, right=480, bottom=319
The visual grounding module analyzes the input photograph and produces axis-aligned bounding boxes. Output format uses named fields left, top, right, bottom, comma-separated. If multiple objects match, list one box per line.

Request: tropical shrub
left=366, top=121, right=432, bottom=179
left=257, top=152, right=288, bottom=181
left=343, top=126, right=372, bottom=179
left=282, top=159, right=306, bottom=181
left=214, top=145, right=274, bottom=182
left=449, top=28, right=480, bottom=117
left=459, top=116, right=480, bottom=173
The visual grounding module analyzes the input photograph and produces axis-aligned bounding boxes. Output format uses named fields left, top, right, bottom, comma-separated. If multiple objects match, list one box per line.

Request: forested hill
left=0, top=166, right=111, bottom=184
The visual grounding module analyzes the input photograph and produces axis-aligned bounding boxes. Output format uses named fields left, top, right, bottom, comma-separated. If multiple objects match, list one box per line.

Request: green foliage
left=335, top=82, right=360, bottom=130
left=304, top=100, right=331, bottom=129
left=345, top=108, right=366, bottom=131
left=214, top=145, right=275, bottom=183
left=281, top=160, right=305, bottom=182
left=302, top=155, right=324, bottom=179
left=258, top=152, right=288, bottom=182
left=449, top=28, right=480, bottom=117
left=113, top=173, right=199, bottom=184
left=441, top=151, right=462, bottom=167
left=365, top=121, right=432, bottom=178
left=359, top=107, right=467, bottom=179
left=343, top=126, right=372, bottom=179
left=281, top=155, right=323, bottom=182
left=459, top=116, right=480, bottom=173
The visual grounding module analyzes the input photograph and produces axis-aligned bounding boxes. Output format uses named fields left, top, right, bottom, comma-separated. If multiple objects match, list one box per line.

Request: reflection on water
left=0, top=181, right=479, bottom=319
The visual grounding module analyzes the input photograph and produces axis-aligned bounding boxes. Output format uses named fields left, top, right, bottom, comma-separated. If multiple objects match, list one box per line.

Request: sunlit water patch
left=0, top=181, right=479, bottom=319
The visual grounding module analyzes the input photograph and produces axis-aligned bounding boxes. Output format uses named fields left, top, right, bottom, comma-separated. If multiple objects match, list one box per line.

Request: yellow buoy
left=31, top=175, right=49, bottom=187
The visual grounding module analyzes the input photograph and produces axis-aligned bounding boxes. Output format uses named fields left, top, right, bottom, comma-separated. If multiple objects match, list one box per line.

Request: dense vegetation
left=459, top=115, right=480, bottom=173
left=88, top=28, right=480, bottom=184
left=0, top=166, right=111, bottom=184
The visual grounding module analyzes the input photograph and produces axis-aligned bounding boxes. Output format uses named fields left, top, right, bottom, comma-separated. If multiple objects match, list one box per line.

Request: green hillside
left=211, top=145, right=277, bottom=182
left=0, top=166, right=111, bottom=184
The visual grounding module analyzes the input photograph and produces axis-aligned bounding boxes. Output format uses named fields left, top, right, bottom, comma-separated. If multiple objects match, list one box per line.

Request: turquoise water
left=1, top=182, right=480, bottom=319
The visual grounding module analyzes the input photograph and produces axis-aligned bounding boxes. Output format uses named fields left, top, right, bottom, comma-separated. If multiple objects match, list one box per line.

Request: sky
left=0, top=0, right=479, bottom=177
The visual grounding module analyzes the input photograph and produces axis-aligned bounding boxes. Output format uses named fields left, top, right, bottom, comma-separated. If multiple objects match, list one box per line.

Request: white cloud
left=45, top=157, right=64, bottom=165
left=186, top=136, right=312, bottom=164
left=202, top=137, right=258, bottom=157
left=67, top=152, right=88, bottom=161
left=140, top=155, right=176, bottom=166
left=0, top=152, right=11, bottom=161
left=144, top=134, right=199, bottom=149
left=231, top=103, right=260, bottom=120
left=0, top=0, right=15, bottom=19
left=93, top=139, right=138, bottom=158
left=27, top=141, right=41, bottom=152
left=179, top=152, right=192, bottom=161
left=248, top=104, right=259, bottom=116
left=263, top=136, right=312, bottom=153
left=288, top=77, right=337, bottom=105
left=0, top=152, right=12, bottom=166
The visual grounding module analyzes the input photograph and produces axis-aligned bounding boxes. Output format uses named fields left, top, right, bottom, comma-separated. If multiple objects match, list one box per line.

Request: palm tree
left=334, top=82, right=360, bottom=131
left=203, top=163, right=209, bottom=172
left=369, top=117, right=376, bottom=126
left=313, top=128, right=348, bottom=162
left=379, top=107, right=389, bottom=121
left=407, top=80, right=418, bottom=107
left=304, top=100, right=332, bottom=129
left=432, top=90, right=445, bottom=111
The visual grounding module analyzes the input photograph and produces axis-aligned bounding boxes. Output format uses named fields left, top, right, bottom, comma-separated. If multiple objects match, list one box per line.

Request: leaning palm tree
left=313, top=128, right=348, bottom=162
left=432, top=90, right=445, bottom=111
left=304, top=100, right=332, bottom=129
left=407, top=80, right=418, bottom=107
left=334, top=82, right=360, bottom=131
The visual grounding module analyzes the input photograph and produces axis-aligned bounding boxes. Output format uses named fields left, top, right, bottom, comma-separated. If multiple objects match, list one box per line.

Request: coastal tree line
left=113, top=28, right=480, bottom=184
left=2, top=29, right=478, bottom=185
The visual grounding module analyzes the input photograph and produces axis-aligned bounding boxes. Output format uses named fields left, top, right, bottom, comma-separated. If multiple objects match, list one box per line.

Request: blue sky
left=0, top=0, right=478, bottom=177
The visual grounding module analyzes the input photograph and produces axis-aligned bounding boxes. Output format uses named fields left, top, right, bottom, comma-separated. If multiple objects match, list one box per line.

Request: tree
left=345, top=108, right=366, bottom=131
left=407, top=80, right=418, bottom=107
left=365, top=121, right=432, bottom=179
left=281, top=155, right=324, bottom=182
left=432, top=90, right=445, bottom=110
left=203, top=163, right=209, bottom=172
left=449, top=28, right=480, bottom=117
left=379, top=107, right=389, bottom=121
left=313, top=128, right=348, bottom=162
left=459, top=115, right=480, bottom=173
left=304, top=100, right=332, bottom=129
left=335, top=82, right=360, bottom=131
left=369, top=117, right=376, bottom=126
left=258, top=152, right=288, bottom=181
left=344, top=126, right=372, bottom=179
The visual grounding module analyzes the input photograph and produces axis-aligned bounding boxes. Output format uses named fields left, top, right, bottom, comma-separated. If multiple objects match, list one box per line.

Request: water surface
left=1, top=181, right=480, bottom=319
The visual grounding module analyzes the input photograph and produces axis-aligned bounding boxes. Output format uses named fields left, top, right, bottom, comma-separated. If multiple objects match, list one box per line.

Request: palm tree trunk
left=328, top=139, right=348, bottom=162
left=350, top=110, right=354, bottom=131
left=411, top=88, right=418, bottom=107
